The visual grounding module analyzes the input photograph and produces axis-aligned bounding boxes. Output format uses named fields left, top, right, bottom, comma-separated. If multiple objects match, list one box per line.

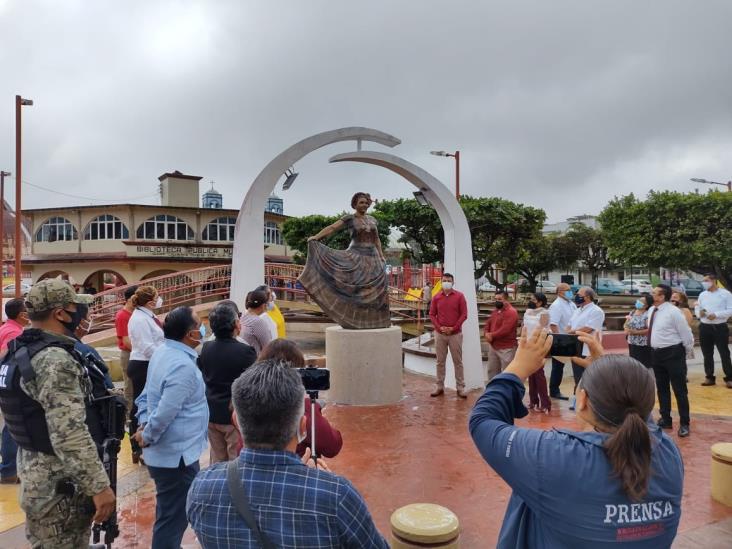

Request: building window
left=136, top=215, right=194, bottom=241
left=84, top=215, right=129, bottom=240
left=202, top=217, right=237, bottom=241
left=264, top=221, right=283, bottom=245
left=35, top=217, right=78, bottom=242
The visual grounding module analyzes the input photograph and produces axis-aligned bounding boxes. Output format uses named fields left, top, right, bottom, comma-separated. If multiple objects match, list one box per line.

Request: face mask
left=267, top=301, right=275, bottom=311
left=442, top=282, right=453, bottom=291
left=574, top=294, right=585, bottom=305
left=155, top=296, right=163, bottom=309
left=635, top=300, right=644, bottom=309
left=495, top=301, right=504, bottom=309
left=702, top=281, right=713, bottom=290
left=60, top=308, right=84, bottom=335
left=564, top=290, right=574, bottom=300
left=199, top=324, right=206, bottom=339
left=527, top=302, right=537, bottom=309
left=271, top=291, right=278, bottom=301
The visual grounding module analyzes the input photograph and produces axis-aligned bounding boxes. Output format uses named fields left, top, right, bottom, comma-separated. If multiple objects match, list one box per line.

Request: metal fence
left=90, top=262, right=429, bottom=332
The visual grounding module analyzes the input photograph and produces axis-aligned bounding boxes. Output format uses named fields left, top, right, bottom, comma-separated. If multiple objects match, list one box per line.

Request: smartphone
left=297, top=367, right=331, bottom=392
left=548, top=334, right=583, bottom=357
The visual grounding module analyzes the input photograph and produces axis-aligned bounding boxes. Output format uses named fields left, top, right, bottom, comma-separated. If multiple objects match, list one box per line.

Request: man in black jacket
left=198, top=302, right=257, bottom=463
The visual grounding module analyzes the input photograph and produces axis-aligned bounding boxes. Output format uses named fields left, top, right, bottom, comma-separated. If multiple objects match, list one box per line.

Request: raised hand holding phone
left=504, top=327, right=553, bottom=380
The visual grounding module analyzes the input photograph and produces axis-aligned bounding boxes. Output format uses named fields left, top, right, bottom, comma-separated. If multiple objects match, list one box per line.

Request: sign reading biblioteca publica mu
left=126, top=242, right=233, bottom=259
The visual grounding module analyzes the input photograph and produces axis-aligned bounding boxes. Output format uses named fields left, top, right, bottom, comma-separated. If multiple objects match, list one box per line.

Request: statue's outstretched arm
left=307, top=219, right=345, bottom=242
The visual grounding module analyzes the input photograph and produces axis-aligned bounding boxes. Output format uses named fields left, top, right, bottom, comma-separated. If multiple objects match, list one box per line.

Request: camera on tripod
left=297, top=366, right=330, bottom=393
left=296, top=367, right=330, bottom=463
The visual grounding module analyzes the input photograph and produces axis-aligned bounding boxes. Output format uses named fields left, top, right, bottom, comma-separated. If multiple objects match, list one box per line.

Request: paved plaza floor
left=1, top=347, right=731, bottom=547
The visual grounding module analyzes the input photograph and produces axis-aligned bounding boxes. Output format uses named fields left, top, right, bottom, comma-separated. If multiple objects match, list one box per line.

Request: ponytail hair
left=580, top=355, right=656, bottom=501
left=131, top=285, right=157, bottom=308
left=604, top=411, right=652, bottom=501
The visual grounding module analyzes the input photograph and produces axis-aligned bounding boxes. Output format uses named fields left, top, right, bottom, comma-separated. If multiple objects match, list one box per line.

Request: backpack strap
left=226, top=460, right=276, bottom=549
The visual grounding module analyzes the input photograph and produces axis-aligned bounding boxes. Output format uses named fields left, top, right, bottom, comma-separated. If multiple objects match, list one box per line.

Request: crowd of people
left=429, top=272, right=732, bottom=440
left=0, top=269, right=729, bottom=547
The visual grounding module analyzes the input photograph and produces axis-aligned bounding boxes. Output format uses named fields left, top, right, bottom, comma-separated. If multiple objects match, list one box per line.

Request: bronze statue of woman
left=298, top=192, right=390, bottom=329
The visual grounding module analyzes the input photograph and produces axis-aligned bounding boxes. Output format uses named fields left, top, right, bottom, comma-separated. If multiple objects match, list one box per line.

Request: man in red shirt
left=484, top=290, right=519, bottom=381
left=429, top=273, right=468, bottom=398
left=114, top=285, right=137, bottom=411
left=0, top=298, right=29, bottom=351
left=0, top=298, right=29, bottom=484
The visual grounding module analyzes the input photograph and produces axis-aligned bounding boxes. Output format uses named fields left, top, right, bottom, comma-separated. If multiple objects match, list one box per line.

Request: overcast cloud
left=1, top=0, right=731, bottom=223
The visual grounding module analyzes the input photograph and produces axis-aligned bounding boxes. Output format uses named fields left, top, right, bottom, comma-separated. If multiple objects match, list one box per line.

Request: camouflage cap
left=25, top=279, right=94, bottom=313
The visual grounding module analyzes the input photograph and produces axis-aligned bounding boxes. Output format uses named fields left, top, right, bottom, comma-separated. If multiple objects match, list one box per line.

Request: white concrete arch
left=329, top=150, right=482, bottom=390
left=231, top=127, right=401, bottom=304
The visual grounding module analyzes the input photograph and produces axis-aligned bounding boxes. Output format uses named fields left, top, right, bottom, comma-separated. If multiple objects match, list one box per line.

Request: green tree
left=373, top=199, right=443, bottom=264
left=375, top=196, right=546, bottom=289
left=599, top=190, right=732, bottom=288
left=514, top=234, right=573, bottom=293
left=461, top=196, right=546, bottom=289
left=563, top=223, right=613, bottom=288
left=281, top=213, right=391, bottom=264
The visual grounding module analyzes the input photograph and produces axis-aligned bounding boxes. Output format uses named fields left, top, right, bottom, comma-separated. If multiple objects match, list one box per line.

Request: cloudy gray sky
left=1, top=0, right=731, bottom=223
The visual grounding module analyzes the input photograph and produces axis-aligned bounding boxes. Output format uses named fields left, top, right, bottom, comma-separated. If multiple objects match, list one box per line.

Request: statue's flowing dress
left=298, top=214, right=390, bottom=330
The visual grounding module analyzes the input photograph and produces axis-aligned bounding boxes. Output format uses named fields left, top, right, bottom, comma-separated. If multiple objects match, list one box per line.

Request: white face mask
left=155, top=296, right=163, bottom=309
left=271, top=291, right=278, bottom=301
left=702, top=281, right=713, bottom=290
left=442, top=281, right=453, bottom=291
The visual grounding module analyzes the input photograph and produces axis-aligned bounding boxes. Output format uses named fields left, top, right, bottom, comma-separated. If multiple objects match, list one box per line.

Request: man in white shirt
left=547, top=283, right=577, bottom=400
left=649, top=284, right=695, bottom=437
left=694, top=274, right=732, bottom=388
left=568, top=286, right=605, bottom=392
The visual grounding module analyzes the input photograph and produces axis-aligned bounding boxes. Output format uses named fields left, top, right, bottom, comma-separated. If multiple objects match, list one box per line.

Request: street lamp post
left=0, top=171, right=9, bottom=286
left=430, top=150, right=460, bottom=199
left=15, top=95, right=33, bottom=298
left=690, top=177, right=732, bottom=192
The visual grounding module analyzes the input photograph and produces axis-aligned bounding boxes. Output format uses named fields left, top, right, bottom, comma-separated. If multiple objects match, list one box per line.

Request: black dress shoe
left=678, top=425, right=690, bottom=438
left=551, top=393, right=569, bottom=401
left=657, top=418, right=673, bottom=430
left=701, top=378, right=716, bottom=386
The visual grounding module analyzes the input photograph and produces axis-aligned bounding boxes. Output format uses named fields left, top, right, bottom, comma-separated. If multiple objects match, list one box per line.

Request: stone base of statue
left=325, top=326, right=402, bottom=405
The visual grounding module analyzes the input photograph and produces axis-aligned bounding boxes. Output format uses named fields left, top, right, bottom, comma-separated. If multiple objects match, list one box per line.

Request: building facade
left=21, top=171, right=292, bottom=290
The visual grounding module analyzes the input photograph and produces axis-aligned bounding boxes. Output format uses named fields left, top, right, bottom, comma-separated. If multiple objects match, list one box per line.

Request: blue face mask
left=199, top=324, right=206, bottom=339
left=564, top=290, right=573, bottom=300
left=635, top=300, right=645, bottom=309
left=574, top=293, right=585, bottom=305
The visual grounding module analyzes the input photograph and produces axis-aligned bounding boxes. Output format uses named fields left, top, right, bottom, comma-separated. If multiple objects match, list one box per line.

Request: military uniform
left=0, top=280, right=109, bottom=549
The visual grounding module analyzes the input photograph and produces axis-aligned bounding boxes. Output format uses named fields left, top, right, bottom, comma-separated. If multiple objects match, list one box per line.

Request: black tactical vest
left=0, top=330, right=92, bottom=455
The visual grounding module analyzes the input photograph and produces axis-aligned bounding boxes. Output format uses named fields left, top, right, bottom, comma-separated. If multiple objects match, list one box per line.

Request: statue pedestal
left=325, top=326, right=403, bottom=405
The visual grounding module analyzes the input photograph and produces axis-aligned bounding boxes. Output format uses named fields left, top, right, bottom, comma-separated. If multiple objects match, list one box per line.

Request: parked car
left=536, top=280, right=557, bottom=293
left=596, top=278, right=628, bottom=295
left=2, top=283, right=32, bottom=297
left=675, top=278, right=704, bottom=298
left=621, top=279, right=653, bottom=294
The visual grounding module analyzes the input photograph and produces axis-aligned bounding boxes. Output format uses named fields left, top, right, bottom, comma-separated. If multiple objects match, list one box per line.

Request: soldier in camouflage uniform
left=0, top=279, right=115, bottom=548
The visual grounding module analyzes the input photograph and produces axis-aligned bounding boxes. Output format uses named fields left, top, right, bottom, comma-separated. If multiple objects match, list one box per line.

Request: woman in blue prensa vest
left=470, top=329, right=683, bottom=548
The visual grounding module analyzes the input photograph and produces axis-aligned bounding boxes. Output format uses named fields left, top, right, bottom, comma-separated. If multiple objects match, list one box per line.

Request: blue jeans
left=147, top=458, right=200, bottom=549
left=1, top=425, right=18, bottom=479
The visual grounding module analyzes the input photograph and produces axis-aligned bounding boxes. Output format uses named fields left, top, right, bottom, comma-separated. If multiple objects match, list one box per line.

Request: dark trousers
left=699, top=323, right=732, bottom=381
left=629, top=344, right=652, bottom=368
left=126, top=359, right=149, bottom=453
left=651, top=344, right=689, bottom=425
left=571, top=358, right=586, bottom=393
left=148, top=458, right=200, bottom=549
left=0, top=424, right=18, bottom=479
left=549, top=357, right=565, bottom=396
